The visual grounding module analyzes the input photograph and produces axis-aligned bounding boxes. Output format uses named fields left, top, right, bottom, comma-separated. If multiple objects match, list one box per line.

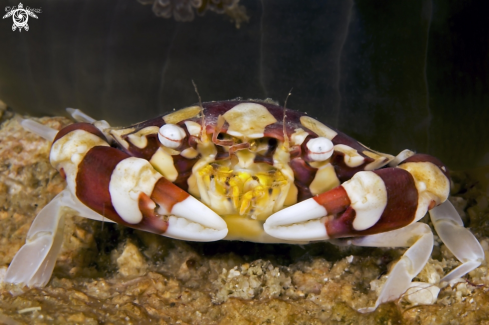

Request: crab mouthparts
left=194, top=162, right=293, bottom=221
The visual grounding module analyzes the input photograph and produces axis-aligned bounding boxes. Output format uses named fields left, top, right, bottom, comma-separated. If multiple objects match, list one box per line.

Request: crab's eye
left=306, top=137, right=334, bottom=161
left=158, top=124, right=186, bottom=149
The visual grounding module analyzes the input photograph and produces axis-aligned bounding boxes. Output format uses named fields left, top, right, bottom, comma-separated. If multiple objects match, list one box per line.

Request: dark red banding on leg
left=53, top=123, right=107, bottom=145
left=151, top=177, right=190, bottom=213
left=76, top=146, right=169, bottom=234
left=76, top=146, right=129, bottom=224
left=326, top=168, right=419, bottom=238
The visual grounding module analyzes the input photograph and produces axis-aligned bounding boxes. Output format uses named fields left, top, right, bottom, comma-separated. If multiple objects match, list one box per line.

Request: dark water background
left=0, top=0, right=487, bottom=170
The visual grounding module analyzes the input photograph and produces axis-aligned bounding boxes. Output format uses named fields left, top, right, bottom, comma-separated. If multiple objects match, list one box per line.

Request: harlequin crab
left=5, top=99, right=484, bottom=312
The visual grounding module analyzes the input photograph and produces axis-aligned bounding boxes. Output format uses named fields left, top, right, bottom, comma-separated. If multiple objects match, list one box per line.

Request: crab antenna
left=282, top=88, right=293, bottom=150
left=192, top=80, right=207, bottom=142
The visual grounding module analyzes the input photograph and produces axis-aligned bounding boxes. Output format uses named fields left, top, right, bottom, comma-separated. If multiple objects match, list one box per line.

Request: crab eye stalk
left=158, top=124, right=186, bottom=149
left=306, top=137, right=334, bottom=161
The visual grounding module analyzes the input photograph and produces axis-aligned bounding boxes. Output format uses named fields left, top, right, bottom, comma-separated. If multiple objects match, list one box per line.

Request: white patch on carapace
left=309, top=162, right=340, bottom=196
left=50, top=129, right=109, bottom=193
left=342, top=171, right=387, bottom=231
left=290, top=128, right=309, bottom=146
left=109, top=158, right=162, bottom=224
left=150, top=147, right=178, bottom=182
left=184, top=121, right=202, bottom=136
left=222, top=103, right=277, bottom=139
left=163, top=105, right=201, bottom=124
left=399, top=161, right=450, bottom=223
left=128, top=134, right=148, bottom=149
left=181, top=147, right=199, bottom=159
left=299, top=116, right=337, bottom=140
left=334, top=144, right=365, bottom=167
left=158, top=124, right=186, bottom=149
left=306, top=137, right=334, bottom=161
left=126, top=126, right=160, bottom=149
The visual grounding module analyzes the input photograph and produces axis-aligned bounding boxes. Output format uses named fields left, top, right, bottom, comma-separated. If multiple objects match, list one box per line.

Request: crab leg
left=5, top=189, right=114, bottom=287
left=430, top=200, right=484, bottom=282
left=349, top=222, right=434, bottom=313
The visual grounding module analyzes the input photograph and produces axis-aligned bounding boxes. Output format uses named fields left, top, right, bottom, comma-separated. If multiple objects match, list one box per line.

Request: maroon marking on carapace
left=254, top=138, right=278, bottom=165
left=330, top=151, right=371, bottom=183
left=289, top=158, right=318, bottom=201
left=53, top=122, right=107, bottom=145
left=172, top=155, right=200, bottom=191
left=122, top=134, right=160, bottom=160
left=151, top=177, right=190, bottom=213
left=314, top=186, right=351, bottom=215
left=399, top=153, right=450, bottom=180
left=76, top=146, right=169, bottom=234
left=326, top=168, right=419, bottom=238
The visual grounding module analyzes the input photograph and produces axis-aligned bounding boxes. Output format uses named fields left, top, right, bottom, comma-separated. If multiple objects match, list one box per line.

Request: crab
left=5, top=99, right=484, bottom=312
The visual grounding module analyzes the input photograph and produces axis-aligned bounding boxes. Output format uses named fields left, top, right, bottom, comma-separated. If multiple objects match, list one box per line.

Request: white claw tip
left=307, top=137, right=334, bottom=161
left=158, top=124, right=186, bottom=148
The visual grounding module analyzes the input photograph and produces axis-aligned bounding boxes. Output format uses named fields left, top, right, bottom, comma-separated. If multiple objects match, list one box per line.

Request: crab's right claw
left=148, top=177, right=228, bottom=241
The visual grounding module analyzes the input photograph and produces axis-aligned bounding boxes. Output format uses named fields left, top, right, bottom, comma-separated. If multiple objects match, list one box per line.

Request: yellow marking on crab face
left=187, top=173, right=200, bottom=198
left=163, top=105, right=201, bottom=124
left=235, top=150, right=256, bottom=168
left=300, top=116, right=337, bottom=140
left=223, top=103, right=277, bottom=139
left=150, top=147, right=178, bottom=182
left=223, top=215, right=264, bottom=241
left=283, top=182, right=298, bottom=206
left=309, top=162, right=340, bottom=195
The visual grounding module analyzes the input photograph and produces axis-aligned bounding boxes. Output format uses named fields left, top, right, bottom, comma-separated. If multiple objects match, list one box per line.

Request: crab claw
left=264, top=185, right=349, bottom=241
left=149, top=177, right=228, bottom=241
left=74, top=147, right=227, bottom=242
left=265, top=168, right=420, bottom=242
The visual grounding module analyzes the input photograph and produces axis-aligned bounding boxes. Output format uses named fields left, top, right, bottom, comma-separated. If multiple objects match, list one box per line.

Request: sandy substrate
left=0, top=112, right=488, bottom=324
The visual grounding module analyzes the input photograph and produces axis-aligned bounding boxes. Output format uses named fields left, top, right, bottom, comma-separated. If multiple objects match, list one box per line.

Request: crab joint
left=158, top=124, right=186, bottom=149
left=306, top=137, right=334, bottom=161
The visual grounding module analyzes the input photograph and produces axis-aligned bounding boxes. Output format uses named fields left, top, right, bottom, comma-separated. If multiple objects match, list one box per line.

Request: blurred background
left=0, top=0, right=487, bottom=170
